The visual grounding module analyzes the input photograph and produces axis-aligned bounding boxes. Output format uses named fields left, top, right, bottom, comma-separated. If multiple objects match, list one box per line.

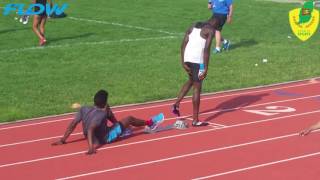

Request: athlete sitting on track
left=172, top=18, right=219, bottom=127
left=52, top=89, right=164, bottom=155
left=300, top=121, right=320, bottom=136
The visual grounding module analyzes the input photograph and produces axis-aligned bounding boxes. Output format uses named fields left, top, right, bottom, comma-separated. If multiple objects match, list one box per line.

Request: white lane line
left=0, top=36, right=178, bottom=53
left=1, top=81, right=318, bottom=130
left=192, top=151, right=320, bottom=180
left=2, top=109, right=320, bottom=168
left=1, top=93, right=320, bottom=147
left=55, top=131, right=320, bottom=180
left=185, top=117, right=228, bottom=128
left=68, top=17, right=182, bottom=35
left=0, top=118, right=73, bottom=131
left=210, top=123, right=227, bottom=127
left=0, top=132, right=82, bottom=148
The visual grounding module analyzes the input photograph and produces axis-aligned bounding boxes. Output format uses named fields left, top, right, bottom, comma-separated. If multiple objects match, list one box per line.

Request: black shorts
left=185, top=62, right=202, bottom=83
left=34, top=0, right=47, bottom=17
left=211, top=13, right=227, bottom=31
left=105, top=122, right=125, bottom=143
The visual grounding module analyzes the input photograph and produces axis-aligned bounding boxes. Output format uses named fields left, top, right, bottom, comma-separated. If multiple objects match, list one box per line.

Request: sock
left=215, top=47, right=221, bottom=51
left=146, top=119, right=153, bottom=126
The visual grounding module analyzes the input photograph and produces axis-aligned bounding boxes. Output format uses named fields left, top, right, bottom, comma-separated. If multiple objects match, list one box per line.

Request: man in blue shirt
left=208, top=0, right=233, bottom=53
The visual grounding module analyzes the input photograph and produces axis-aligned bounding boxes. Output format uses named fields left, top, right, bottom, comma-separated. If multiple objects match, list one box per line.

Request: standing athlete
left=208, top=0, right=233, bottom=53
left=52, top=90, right=164, bottom=155
left=172, top=19, right=218, bottom=127
left=32, top=0, right=50, bottom=46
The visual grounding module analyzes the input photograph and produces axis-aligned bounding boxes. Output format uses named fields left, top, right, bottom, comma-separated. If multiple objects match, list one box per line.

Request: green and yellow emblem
left=289, top=1, right=319, bottom=41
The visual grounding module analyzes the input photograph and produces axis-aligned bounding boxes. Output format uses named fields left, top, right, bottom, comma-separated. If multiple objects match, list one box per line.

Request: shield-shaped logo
left=289, top=1, right=319, bottom=41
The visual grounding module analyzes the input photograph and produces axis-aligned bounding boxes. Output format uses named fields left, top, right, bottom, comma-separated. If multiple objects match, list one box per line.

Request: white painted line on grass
left=0, top=36, right=178, bottom=53
left=193, top=151, right=320, bottom=180
left=1, top=81, right=318, bottom=130
left=2, top=109, right=320, bottom=168
left=68, top=17, right=182, bottom=35
left=55, top=131, right=320, bottom=180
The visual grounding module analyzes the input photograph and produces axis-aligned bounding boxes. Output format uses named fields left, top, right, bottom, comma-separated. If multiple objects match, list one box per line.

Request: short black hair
left=94, top=89, right=108, bottom=108
left=194, top=21, right=208, bottom=28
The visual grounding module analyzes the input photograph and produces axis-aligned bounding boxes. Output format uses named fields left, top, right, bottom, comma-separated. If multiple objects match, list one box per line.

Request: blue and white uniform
left=208, top=0, right=233, bottom=15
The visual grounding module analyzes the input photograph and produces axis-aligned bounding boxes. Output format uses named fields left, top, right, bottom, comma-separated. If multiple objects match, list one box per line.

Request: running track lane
left=1, top=79, right=320, bottom=177
left=54, top=115, right=320, bottom=180
left=1, top=94, right=320, bottom=165
left=1, top=106, right=320, bottom=179
left=1, top=81, right=320, bottom=145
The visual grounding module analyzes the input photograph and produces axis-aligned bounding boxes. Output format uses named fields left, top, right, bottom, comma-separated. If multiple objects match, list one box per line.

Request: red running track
left=1, top=79, right=320, bottom=180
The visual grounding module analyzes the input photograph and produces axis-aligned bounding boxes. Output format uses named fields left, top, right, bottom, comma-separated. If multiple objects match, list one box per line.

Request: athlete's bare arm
left=52, top=119, right=79, bottom=145
left=181, top=27, right=193, bottom=75
left=86, top=124, right=98, bottom=155
left=199, top=27, right=214, bottom=80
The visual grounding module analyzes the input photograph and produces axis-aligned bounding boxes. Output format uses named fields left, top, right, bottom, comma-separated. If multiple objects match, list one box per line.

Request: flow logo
left=289, top=1, right=319, bottom=41
left=2, top=3, right=68, bottom=16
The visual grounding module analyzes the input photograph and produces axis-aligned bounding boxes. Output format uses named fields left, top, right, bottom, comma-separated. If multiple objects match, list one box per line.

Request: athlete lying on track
left=52, top=89, right=164, bottom=155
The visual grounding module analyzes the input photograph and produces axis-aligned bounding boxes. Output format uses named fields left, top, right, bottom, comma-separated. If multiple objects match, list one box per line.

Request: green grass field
left=0, top=0, right=319, bottom=122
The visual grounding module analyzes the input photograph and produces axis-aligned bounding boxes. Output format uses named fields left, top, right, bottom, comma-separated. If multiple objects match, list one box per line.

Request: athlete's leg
left=32, top=15, right=44, bottom=40
left=174, top=78, right=193, bottom=107
left=106, top=114, right=164, bottom=143
left=215, top=30, right=222, bottom=51
left=39, top=16, right=47, bottom=39
left=192, top=81, right=202, bottom=122
left=120, top=116, right=148, bottom=128
left=121, top=114, right=164, bottom=129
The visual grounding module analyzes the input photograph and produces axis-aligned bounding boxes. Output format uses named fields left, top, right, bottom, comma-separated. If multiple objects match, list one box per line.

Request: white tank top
left=184, top=28, right=206, bottom=64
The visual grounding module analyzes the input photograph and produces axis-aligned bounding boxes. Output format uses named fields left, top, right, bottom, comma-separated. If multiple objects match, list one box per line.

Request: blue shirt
left=208, top=0, right=233, bottom=15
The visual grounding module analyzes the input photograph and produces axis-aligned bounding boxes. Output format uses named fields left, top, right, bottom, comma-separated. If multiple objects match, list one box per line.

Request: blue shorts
left=105, top=122, right=124, bottom=143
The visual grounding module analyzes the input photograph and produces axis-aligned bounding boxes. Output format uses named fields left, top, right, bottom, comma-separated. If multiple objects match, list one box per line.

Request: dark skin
left=174, top=21, right=216, bottom=122
left=52, top=104, right=148, bottom=155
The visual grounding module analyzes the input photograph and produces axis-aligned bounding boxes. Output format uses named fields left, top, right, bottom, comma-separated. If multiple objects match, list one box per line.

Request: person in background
left=208, top=0, right=233, bottom=53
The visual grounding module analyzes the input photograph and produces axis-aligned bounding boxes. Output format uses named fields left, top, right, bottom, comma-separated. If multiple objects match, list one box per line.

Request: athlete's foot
left=192, top=120, right=209, bottom=127
left=223, top=40, right=230, bottom=51
left=148, top=113, right=165, bottom=130
left=172, top=104, right=180, bottom=116
left=39, top=38, right=46, bottom=46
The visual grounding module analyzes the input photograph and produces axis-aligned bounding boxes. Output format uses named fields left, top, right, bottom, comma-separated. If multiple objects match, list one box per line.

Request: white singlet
left=184, top=28, right=206, bottom=64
